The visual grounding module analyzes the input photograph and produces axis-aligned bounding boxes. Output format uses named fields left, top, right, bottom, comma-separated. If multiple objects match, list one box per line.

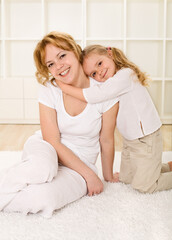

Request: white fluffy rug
left=0, top=151, right=172, bottom=240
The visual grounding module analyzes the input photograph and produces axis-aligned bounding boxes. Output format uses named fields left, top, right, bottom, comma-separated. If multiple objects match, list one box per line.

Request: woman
left=0, top=32, right=119, bottom=218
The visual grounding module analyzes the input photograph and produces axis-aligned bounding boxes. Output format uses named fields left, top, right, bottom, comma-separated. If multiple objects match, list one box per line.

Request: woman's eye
left=60, top=54, right=66, bottom=59
left=48, top=63, right=53, bottom=68
left=98, top=61, right=102, bottom=66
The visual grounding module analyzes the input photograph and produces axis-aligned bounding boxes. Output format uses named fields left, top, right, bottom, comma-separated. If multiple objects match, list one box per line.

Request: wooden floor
left=0, top=124, right=171, bottom=151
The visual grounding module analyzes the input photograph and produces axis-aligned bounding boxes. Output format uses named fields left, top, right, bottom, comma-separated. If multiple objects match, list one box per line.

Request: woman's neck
left=72, top=65, right=90, bottom=88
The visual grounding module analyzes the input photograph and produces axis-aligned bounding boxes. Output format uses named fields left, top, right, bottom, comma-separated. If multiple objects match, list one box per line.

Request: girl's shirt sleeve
left=83, top=68, right=134, bottom=104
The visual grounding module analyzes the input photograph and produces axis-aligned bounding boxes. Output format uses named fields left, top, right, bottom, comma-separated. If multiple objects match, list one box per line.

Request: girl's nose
left=98, top=69, right=103, bottom=78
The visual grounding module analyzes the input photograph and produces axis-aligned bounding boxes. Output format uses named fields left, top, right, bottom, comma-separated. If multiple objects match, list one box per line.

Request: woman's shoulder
left=38, top=81, right=61, bottom=109
left=39, top=81, right=61, bottom=96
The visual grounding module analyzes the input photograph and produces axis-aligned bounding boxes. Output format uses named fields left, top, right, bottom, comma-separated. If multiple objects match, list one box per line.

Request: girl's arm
left=39, top=103, right=103, bottom=196
left=99, top=102, right=119, bottom=182
left=56, top=80, right=86, bottom=102
left=56, top=68, right=133, bottom=104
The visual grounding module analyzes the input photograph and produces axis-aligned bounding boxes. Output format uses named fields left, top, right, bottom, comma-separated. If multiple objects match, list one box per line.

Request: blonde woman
left=0, top=36, right=119, bottom=217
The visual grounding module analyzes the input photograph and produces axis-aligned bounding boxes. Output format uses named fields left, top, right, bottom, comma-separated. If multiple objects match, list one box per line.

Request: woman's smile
left=59, top=67, right=70, bottom=77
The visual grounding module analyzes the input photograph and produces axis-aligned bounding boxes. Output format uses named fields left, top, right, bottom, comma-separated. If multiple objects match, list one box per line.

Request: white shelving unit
left=0, top=0, right=172, bottom=124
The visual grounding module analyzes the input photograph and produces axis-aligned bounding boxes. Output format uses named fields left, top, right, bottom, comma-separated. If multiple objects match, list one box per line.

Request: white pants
left=0, top=134, right=87, bottom=218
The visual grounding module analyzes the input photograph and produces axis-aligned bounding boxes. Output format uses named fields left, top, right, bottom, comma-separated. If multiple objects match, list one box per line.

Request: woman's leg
left=0, top=133, right=58, bottom=210
left=126, top=129, right=172, bottom=193
left=4, top=166, right=87, bottom=218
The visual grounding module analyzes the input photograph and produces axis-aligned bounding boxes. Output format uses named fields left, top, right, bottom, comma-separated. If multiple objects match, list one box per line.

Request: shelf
left=4, top=0, right=42, bottom=39
left=0, top=0, right=171, bottom=124
left=86, top=40, right=123, bottom=51
left=0, top=99, right=23, bottom=119
left=0, top=41, right=2, bottom=77
left=166, top=41, right=172, bottom=77
left=164, top=81, right=172, bottom=115
left=167, top=0, right=172, bottom=38
left=23, top=78, right=39, bottom=99
left=87, top=0, right=124, bottom=38
left=24, top=99, right=39, bottom=120
left=146, top=81, right=162, bottom=115
left=45, top=0, right=82, bottom=39
left=126, top=40, right=163, bottom=78
left=0, top=1, right=1, bottom=38
left=0, top=78, right=23, bottom=98
left=5, top=40, right=37, bottom=77
left=127, top=0, right=164, bottom=38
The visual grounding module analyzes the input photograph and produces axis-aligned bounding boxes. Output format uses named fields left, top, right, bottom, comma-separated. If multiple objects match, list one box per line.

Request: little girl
left=57, top=44, right=172, bottom=193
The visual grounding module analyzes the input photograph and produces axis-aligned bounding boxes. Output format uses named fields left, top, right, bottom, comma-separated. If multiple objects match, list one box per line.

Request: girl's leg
left=161, top=163, right=170, bottom=173
left=127, top=129, right=172, bottom=193
left=0, top=132, right=58, bottom=210
left=119, top=139, right=133, bottom=184
left=3, top=166, right=87, bottom=218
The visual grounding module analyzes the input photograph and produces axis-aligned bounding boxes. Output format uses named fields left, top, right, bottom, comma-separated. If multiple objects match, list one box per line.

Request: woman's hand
left=86, top=173, right=104, bottom=196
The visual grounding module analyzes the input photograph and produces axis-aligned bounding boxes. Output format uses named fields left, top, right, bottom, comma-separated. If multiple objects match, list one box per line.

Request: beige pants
left=119, top=129, right=172, bottom=193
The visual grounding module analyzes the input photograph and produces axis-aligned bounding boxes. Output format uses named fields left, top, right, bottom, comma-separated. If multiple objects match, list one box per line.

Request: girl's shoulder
left=88, top=77, right=119, bottom=113
left=117, top=67, right=135, bottom=75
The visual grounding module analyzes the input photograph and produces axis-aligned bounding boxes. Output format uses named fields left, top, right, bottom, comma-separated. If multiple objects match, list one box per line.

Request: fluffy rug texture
left=0, top=151, right=172, bottom=240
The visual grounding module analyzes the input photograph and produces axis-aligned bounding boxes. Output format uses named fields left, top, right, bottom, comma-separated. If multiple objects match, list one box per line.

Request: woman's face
left=83, top=52, right=116, bottom=82
left=45, top=44, right=80, bottom=85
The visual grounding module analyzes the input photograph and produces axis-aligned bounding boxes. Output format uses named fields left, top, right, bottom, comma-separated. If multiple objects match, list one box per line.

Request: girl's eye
left=92, top=72, right=96, bottom=78
left=98, top=61, right=102, bottom=66
left=48, top=63, right=53, bottom=68
left=60, top=54, right=66, bottom=59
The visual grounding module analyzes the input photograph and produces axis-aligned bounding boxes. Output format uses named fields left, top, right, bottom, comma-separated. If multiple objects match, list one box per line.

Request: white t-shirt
left=38, top=78, right=118, bottom=173
left=83, top=68, right=162, bottom=140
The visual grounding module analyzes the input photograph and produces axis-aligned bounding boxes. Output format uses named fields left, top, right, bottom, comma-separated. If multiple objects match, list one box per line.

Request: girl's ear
left=106, top=47, right=113, bottom=58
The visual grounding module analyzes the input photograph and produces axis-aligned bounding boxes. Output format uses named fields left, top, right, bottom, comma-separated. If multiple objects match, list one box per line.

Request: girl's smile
left=83, top=52, right=116, bottom=82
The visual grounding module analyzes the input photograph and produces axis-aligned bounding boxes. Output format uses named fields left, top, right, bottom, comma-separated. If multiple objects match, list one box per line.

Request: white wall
left=0, top=0, right=172, bottom=124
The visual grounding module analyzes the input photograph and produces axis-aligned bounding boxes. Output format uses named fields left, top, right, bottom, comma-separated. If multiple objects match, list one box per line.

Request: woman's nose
left=55, top=61, right=63, bottom=70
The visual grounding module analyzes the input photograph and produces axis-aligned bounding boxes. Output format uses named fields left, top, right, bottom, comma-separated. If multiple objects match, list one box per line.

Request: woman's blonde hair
left=33, top=31, right=82, bottom=85
left=82, top=45, right=150, bottom=86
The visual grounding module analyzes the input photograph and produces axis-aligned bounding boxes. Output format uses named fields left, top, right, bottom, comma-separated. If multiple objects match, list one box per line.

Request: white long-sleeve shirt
left=83, top=68, right=162, bottom=140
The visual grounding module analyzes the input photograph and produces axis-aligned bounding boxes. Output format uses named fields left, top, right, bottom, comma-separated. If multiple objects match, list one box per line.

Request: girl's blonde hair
left=82, top=45, right=149, bottom=86
left=33, top=31, right=82, bottom=85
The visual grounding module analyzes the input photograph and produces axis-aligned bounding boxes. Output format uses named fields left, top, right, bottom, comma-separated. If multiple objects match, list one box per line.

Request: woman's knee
left=22, top=134, right=58, bottom=180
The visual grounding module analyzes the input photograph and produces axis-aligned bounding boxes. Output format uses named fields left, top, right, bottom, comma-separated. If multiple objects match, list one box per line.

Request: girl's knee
left=131, top=182, right=155, bottom=193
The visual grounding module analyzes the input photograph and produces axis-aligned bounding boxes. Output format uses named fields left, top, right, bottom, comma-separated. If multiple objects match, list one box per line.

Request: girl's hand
left=86, top=173, right=104, bottom=196
left=55, top=79, right=66, bottom=90
left=108, top=172, right=119, bottom=183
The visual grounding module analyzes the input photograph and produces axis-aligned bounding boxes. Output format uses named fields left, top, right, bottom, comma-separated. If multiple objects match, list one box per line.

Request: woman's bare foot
left=168, top=161, right=172, bottom=171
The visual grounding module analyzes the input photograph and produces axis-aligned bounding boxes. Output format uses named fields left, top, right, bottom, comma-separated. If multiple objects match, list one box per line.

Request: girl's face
left=45, top=44, right=80, bottom=85
left=83, top=52, right=116, bottom=82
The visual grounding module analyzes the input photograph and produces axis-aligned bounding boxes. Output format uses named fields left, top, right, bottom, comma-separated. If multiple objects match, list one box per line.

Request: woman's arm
left=56, top=68, right=133, bottom=104
left=39, top=103, right=103, bottom=196
left=99, top=102, right=119, bottom=182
